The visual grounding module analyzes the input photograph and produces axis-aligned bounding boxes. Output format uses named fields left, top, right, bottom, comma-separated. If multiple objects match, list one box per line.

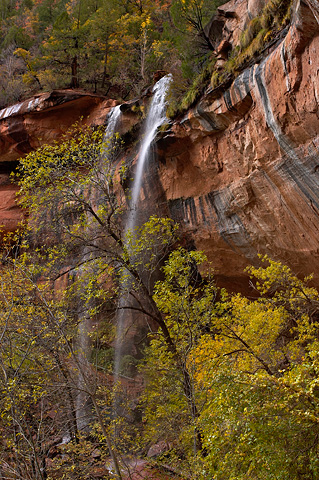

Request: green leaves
left=0, top=0, right=230, bottom=103
left=15, top=123, right=123, bottom=250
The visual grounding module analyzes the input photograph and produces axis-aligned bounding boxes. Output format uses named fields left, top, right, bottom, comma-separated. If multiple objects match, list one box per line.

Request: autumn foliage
left=0, top=123, right=319, bottom=477
left=0, top=0, right=226, bottom=106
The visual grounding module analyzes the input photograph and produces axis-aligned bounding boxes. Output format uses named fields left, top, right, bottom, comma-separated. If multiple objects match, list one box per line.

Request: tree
left=14, top=47, right=42, bottom=89
left=0, top=0, right=228, bottom=103
left=0, top=234, right=78, bottom=479
left=170, top=0, right=227, bottom=51
left=14, top=119, right=227, bottom=474
left=40, top=8, right=87, bottom=88
left=192, top=257, right=319, bottom=479
left=140, top=248, right=218, bottom=476
left=81, top=0, right=125, bottom=92
left=6, top=120, right=319, bottom=478
left=10, top=122, right=182, bottom=477
left=138, top=253, right=319, bottom=479
left=0, top=229, right=124, bottom=479
left=106, top=0, right=174, bottom=96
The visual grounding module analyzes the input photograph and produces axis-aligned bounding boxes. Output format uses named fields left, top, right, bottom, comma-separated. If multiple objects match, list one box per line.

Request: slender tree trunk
left=142, top=291, right=204, bottom=451
left=140, top=29, right=147, bottom=82
left=142, top=292, right=205, bottom=453
left=90, top=395, right=123, bottom=480
left=71, top=56, right=79, bottom=89
left=54, top=354, right=79, bottom=443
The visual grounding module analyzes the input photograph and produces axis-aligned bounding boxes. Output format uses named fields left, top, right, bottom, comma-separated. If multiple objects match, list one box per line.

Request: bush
left=240, top=17, right=262, bottom=50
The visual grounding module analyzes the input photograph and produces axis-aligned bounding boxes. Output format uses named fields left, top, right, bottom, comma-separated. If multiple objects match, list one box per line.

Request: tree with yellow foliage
left=4, top=123, right=179, bottom=478
left=140, top=253, right=319, bottom=478
left=9, top=118, right=319, bottom=479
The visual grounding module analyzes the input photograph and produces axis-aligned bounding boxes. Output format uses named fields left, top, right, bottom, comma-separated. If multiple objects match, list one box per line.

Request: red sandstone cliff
left=0, top=90, right=115, bottom=233
left=157, top=0, right=319, bottom=289
left=1, top=0, right=319, bottom=290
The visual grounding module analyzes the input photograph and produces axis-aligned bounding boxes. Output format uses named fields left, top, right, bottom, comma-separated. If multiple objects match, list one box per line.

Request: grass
left=166, top=0, right=293, bottom=120
left=216, top=0, right=293, bottom=80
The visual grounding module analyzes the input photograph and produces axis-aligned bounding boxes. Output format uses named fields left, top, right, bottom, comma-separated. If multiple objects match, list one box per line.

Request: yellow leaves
left=125, top=216, right=178, bottom=276
left=191, top=270, right=319, bottom=399
left=14, top=47, right=31, bottom=60
left=152, top=39, right=173, bottom=58
left=231, top=293, right=286, bottom=341
left=246, top=254, right=319, bottom=306
left=186, top=260, right=319, bottom=478
left=15, top=123, right=108, bottom=234
left=141, top=15, right=151, bottom=29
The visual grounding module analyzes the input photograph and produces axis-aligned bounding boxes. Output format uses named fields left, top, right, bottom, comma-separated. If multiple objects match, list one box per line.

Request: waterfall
left=75, top=288, right=92, bottom=432
left=113, top=74, right=172, bottom=390
left=126, top=74, right=172, bottom=233
left=104, top=105, right=122, bottom=141
left=75, top=106, right=123, bottom=432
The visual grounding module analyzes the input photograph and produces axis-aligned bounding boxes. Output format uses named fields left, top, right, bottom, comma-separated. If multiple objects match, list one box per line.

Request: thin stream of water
left=76, top=105, right=123, bottom=432
left=104, top=105, right=122, bottom=141
left=113, top=76, right=172, bottom=385
left=126, top=74, right=172, bottom=234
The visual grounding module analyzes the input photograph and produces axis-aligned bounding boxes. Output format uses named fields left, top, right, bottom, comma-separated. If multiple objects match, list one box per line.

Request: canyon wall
left=156, top=0, right=319, bottom=289
left=1, top=0, right=319, bottom=291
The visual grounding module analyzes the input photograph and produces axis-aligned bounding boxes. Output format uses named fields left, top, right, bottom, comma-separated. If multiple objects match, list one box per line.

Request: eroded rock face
left=0, top=90, right=117, bottom=233
left=0, top=162, right=23, bottom=235
left=154, top=0, right=319, bottom=288
left=0, top=90, right=117, bottom=163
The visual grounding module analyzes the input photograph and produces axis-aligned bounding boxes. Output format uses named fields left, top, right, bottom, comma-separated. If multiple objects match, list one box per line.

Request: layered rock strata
left=154, top=0, right=319, bottom=288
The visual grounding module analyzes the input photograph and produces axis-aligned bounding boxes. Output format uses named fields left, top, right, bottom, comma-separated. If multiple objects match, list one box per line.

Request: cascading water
left=113, top=75, right=172, bottom=388
left=75, top=281, right=93, bottom=432
left=126, top=74, right=172, bottom=233
left=105, top=105, right=122, bottom=141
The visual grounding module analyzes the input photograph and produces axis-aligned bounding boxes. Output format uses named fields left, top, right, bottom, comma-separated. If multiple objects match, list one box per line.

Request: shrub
left=240, top=17, right=262, bottom=50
